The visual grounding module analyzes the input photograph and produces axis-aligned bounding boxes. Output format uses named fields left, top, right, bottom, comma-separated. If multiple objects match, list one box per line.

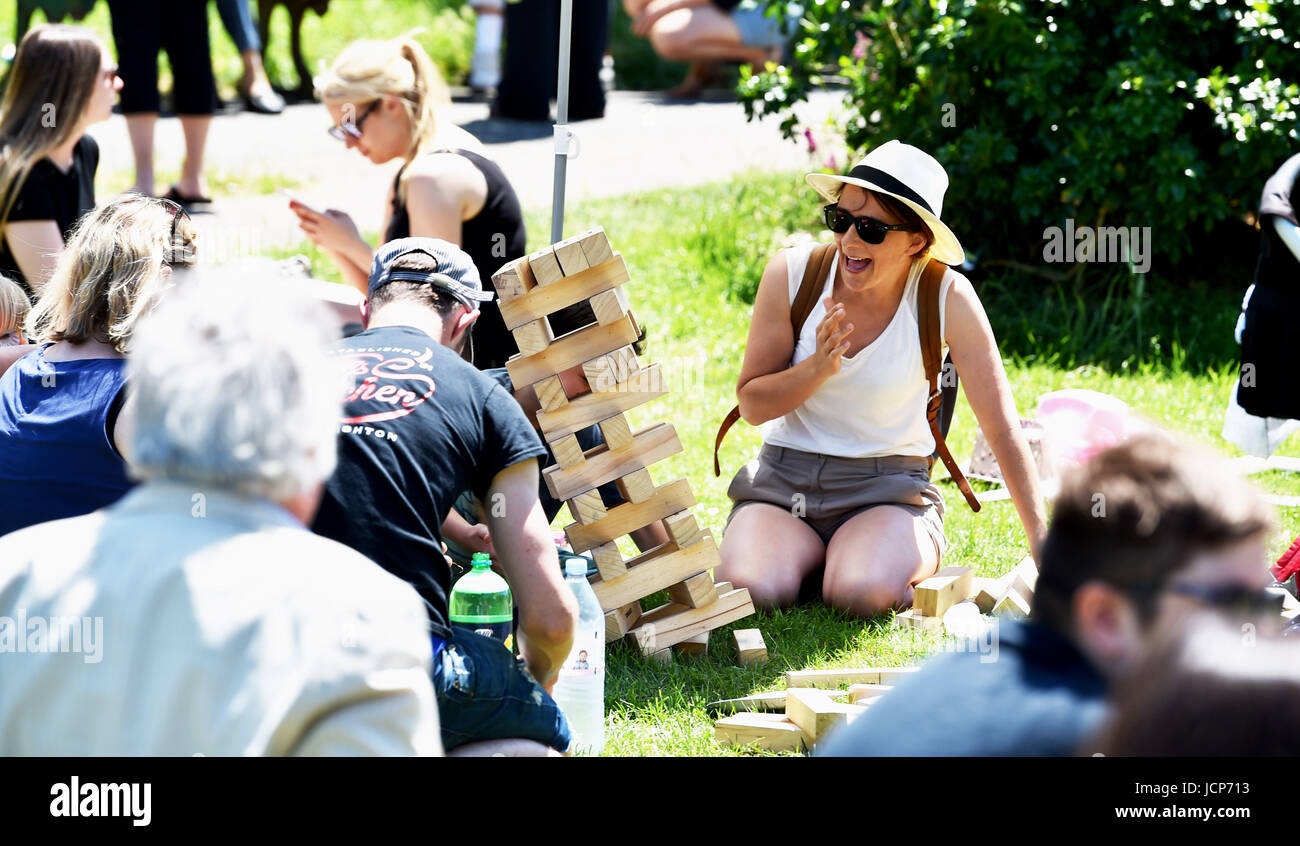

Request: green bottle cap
left=471, top=552, right=492, bottom=567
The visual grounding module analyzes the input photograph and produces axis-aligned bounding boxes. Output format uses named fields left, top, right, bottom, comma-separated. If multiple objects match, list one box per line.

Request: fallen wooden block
left=629, top=587, right=754, bottom=654
left=785, top=688, right=862, bottom=743
left=707, top=690, right=787, bottom=714
left=894, top=608, right=944, bottom=632
left=672, top=630, right=708, bottom=658
left=785, top=667, right=920, bottom=689
left=972, top=576, right=1003, bottom=614
left=1007, top=555, right=1038, bottom=600
left=913, top=565, right=974, bottom=618
left=994, top=588, right=1031, bottom=619
left=714, top=713, right=808, bottom=753
left=846, top=684, right=893, bottom=704
left=733, top=628, right=768, bottom=666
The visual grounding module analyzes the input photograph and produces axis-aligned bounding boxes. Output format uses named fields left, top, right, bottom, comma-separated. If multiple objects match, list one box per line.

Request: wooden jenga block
left=582, top=354, right=617, bottom=393
left=784, top=689, right=860, bottom=743
left=553, top=235, right=591, bottom=276
left=785, top=667, right=919, bottom=689
left=650, top=648, right=672, bottom=665
left=543, top=422, right=682, bottom=502
left=913, top=566, right=974, bottom=618
left=498, top=254, right=629, bottom=330
left=708, top=691, right=788, bottom=714
left=713, top=581, right=732, bottom=594
left=629, top=588, right=754, bottom=654
left=548, top=433, right=585, bottom=470
left=568, top=489, right=607, bottom=525
left=527, top=246, right=563, bottom=285
left=590, top=542, right=626, bottom=580
left=663, top=510, right=704, bottom=549
left=714, top=713, right=809, bottom=753
left=615, top=467, right=655, bottom=504
left=578, top=227, right=614, bottom=266
left=564, top=478, right=696, bottom=553
left=489, top=256, right=535, bottom=302
left=1008, top=555, right=1038, bottom=599
left=533, top=375, right=568, bottom=413
left=591, top=534, right=719, bottom=611
left=894, top=608, right=944, bottom=632
left=589, top=286, right=630, bottom=326
left=534, top=363, right=667, bottom=440
left=972, top=577, right=1002, bottom=614
left=604, top=602, right=640, bottom=642
left=608, top=345, right=641, bottom=383
left=597, top=413, right=634, bottom=450
left=846, top=684, right=893, bottom=704
left=994, top=588, right=1031, bottom=619
left=506, top=315, right=639, bottom=388
left=668, top=571, right=717, bottom=609
left=673, top=631, right=708, bottom=659
left=512, top=317, right=553, bottom=356
left=733, top=628, right=768, bottom=666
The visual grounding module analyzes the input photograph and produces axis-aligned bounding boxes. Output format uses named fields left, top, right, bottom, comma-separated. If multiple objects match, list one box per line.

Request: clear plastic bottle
left=448, top=552, right=513, bottom=649
left=551, top=556, right=605, bottom=755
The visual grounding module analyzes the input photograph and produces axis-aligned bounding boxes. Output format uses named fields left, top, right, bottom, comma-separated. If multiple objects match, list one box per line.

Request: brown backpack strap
left=918, top=258, right=981, bottom=512
left=714, top=244, right=838, bottom=476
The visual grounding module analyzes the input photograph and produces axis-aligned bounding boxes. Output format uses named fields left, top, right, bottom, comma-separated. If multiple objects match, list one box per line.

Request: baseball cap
left=368, top=237, right=495, bottom=308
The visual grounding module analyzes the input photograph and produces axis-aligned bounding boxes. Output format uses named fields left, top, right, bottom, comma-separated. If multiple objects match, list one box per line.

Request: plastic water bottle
left=448, top=552, right=513, bottom=649
left=551, top=557, right=605, bottom=755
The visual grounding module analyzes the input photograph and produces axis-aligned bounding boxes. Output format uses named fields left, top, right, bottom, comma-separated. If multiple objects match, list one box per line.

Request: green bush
left=738, top=0, right=1300, bottom=283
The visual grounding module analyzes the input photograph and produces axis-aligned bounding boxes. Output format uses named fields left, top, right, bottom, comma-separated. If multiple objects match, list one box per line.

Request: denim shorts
left=731, top=0, right=801, bottom=49
left=725, top=443, right=946, bottom=555
left=432, top=628, right=573, bottom=753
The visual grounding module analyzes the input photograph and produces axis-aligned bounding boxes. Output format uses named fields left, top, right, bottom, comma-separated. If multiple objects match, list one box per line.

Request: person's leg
left=495, top=0, right=558, bottom=121
left=649, top=6, right=769, bottom=66
left=821, top=505, right=941, bottom=617
left=717, top=503, right=826, bottom=608
left=566, top=0, right=610, bottom=120
left=162, top=0, right=217, bottom=199
left=107, top=0, right=163, bottom=195
left=219, top=0, right=279, bottom=107
left=470, top=0, right=506, bottom=92
left=215, top=0, right=258, bottom=53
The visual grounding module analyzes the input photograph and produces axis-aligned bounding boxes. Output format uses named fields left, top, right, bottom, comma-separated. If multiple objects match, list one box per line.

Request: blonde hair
left=25, top=195, right=198, bottom=353
left=0, top=273, right=30, bottom=336
left=315, top=34, right=451, bottom=204
left=0, top=25, right=105, bottom=229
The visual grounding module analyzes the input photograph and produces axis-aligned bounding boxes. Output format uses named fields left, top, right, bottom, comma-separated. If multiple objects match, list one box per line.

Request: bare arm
left=404, top=155, right=488, bottom=246
left=5, top=220, right=65, bottom=294
left=736, top=251, right=853, bottom=425
left=483, top=459, right=576, bottom=688
left=944, top=275, right=1048, bottom=559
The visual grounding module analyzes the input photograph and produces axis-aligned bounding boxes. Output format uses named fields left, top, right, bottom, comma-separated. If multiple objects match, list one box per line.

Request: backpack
left=712, top=243, right=981, bottom=512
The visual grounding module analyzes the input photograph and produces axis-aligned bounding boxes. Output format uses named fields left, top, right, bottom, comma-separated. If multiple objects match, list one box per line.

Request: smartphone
left=281, top=189, right=321, bottom=216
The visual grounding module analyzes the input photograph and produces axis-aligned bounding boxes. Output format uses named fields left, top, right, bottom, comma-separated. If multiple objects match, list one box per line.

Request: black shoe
left=161, top=185, right=212, bottom=211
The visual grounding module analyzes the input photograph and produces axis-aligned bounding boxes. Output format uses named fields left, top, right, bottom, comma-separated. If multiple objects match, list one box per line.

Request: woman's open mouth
left=844, top=255, right=871, bottom=274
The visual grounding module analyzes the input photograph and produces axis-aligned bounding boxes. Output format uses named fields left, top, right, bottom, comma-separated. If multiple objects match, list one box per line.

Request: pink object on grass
left=1035, top=389, right=1135, bottom=466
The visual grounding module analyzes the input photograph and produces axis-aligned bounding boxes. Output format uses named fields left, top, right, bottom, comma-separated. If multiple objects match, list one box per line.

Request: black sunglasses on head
left=1165, top=582, right=1286, bottom=618
left=823, top=203, right=912, bottom=244
left=157, top=198, right=193, bottom=265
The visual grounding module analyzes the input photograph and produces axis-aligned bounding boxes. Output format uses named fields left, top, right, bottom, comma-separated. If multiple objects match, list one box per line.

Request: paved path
left=85, top=90, right=839, bottom=262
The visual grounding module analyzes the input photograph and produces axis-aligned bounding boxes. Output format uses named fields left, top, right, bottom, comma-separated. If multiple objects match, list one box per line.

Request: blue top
left=0, top=346, right=133, bottom=536
left=816, top=620, right=1110, bottom=757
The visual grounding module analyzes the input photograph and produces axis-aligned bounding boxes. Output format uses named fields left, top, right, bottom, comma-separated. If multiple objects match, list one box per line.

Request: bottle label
left=557, top=627, right=603, bottom=679
left=452, top=621, right=513, bottom=651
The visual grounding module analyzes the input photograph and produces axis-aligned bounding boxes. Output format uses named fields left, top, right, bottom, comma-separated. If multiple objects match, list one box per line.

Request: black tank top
left=386, top=148, right=526, bottom=370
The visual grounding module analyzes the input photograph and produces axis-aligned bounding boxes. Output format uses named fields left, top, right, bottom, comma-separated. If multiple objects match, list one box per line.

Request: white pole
left=551, top=0, right=574, bottom=244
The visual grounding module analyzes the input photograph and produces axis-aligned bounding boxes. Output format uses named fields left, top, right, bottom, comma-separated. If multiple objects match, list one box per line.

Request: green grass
left=96, top=165, right=302, bottom=199
left=272, top=168, right=1300, bottom=756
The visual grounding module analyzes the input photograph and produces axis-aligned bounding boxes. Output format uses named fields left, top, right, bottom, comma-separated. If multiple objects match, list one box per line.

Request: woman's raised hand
left=812, top=296, right=853, bottom=378
left=290, top=200, right=363, bottom=254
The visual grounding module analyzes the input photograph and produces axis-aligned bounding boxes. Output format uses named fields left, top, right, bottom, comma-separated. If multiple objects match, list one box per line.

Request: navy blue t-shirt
left=311, top=325, right=546, bottom=638
left=816, top=620, right=1110, bottom=756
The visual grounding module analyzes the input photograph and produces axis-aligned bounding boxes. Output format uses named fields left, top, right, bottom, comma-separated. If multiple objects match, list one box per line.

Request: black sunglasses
left=823, top=203, right=912, bottom=244
left=1165, top=582, right=1287, bottom=618
left=157, top=198, right=194, bottom=265
left=328, top=99, right=381, bottom=142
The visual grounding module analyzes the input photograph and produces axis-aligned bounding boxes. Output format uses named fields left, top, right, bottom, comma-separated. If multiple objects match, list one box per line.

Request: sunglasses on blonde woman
left=157, top=198, right=194, bottom=265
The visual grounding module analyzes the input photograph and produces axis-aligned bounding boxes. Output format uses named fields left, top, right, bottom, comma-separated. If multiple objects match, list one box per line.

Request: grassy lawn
left=273, top=169, right=1300, bottom=756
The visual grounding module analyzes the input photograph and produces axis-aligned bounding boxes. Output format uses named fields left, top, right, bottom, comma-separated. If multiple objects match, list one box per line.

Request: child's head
left=0, top=274, right=30, bottom=346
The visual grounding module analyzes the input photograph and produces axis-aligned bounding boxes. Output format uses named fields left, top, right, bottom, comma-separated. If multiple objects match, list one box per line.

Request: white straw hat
left=806, top=140, right=966, bottom=266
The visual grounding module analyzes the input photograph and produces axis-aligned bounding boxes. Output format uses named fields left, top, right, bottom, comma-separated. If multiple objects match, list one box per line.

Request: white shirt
left=761, top=243, right=958, bottom=458
left=0, top=483, right=441, bottom=756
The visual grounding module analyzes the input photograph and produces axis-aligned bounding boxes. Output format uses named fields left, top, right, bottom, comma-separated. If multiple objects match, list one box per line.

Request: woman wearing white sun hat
left=716, top=140, right=1048, bottom=617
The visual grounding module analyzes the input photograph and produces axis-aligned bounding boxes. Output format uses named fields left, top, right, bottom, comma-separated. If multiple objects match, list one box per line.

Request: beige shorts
left=725, top=443, right=947, bottom=555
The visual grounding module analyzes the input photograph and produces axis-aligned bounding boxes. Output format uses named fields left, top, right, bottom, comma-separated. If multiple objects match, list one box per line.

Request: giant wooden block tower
left=490, top=227, right=756, bottom=656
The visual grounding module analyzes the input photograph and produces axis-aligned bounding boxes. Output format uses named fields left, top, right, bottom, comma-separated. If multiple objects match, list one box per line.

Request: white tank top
left=760, top=242, right=958, bottom=458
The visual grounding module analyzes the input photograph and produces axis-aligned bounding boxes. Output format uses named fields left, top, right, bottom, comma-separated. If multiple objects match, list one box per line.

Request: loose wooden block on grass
left=563, top=478, right=696, bottom=553
left=913, top=565, right=974, bottom=618
left=615, top=467, right=655, bottom=504
left=591, top=535, right=718, bottom=611
left=668, top=571, right=717, bottom=609
left=714, top=713, right=808, bottom=753
left=895, top=608, right=944, bottom=632
left=994, top=588, right=1031, bottom=619
left=973, top=577, right=1003, bottom=614
left=553, top=235, right=590, bottom=276
left=629, top=588, right=754, bottom=654
left=589, top=285, right=631, bottom=326
left=733, top=628, right=768, bottom=666
left=526, top=246, right=563, bottom=285
left=597, top=413, right=634, bottom=450
left=785, top=688, right=860, bottom=743
left=578, top=227, right=614, bottom=266
left=511, top=317, right=554, bottom=356
left=847, top=684, right=893, bottom=704
left=708, top=691, right=787, bottom=714
left=590, top=542, right=626, bottom=580
left=785, top=667, right=920, bottom=689
left=567, top=489, right=607, bottom=525
left=543, top=422, right=682, bottom=502
left=533, top=375, right=568, bottom=413
left=1008, top=555, right=1039, bottom=599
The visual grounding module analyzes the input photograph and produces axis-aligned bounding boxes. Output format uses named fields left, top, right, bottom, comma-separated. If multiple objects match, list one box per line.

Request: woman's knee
left=649, top=11, right=695, bottom=60
left=823, top=569, right=909, bottom=616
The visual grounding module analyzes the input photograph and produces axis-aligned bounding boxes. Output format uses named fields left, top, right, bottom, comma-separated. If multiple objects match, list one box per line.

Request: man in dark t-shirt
left=312, top=237, right=578, bottom=755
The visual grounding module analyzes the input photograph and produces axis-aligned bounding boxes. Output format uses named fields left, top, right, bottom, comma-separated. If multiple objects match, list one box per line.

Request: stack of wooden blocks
left=490, top=227, right=757, bottom=659
left=894, top=556, right=1039, bottom=632
left=712, top=667, right=919, bottom=753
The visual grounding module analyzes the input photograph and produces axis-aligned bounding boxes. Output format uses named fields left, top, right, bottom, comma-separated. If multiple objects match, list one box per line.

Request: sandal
left=161, top=186, right=213, bottom=211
